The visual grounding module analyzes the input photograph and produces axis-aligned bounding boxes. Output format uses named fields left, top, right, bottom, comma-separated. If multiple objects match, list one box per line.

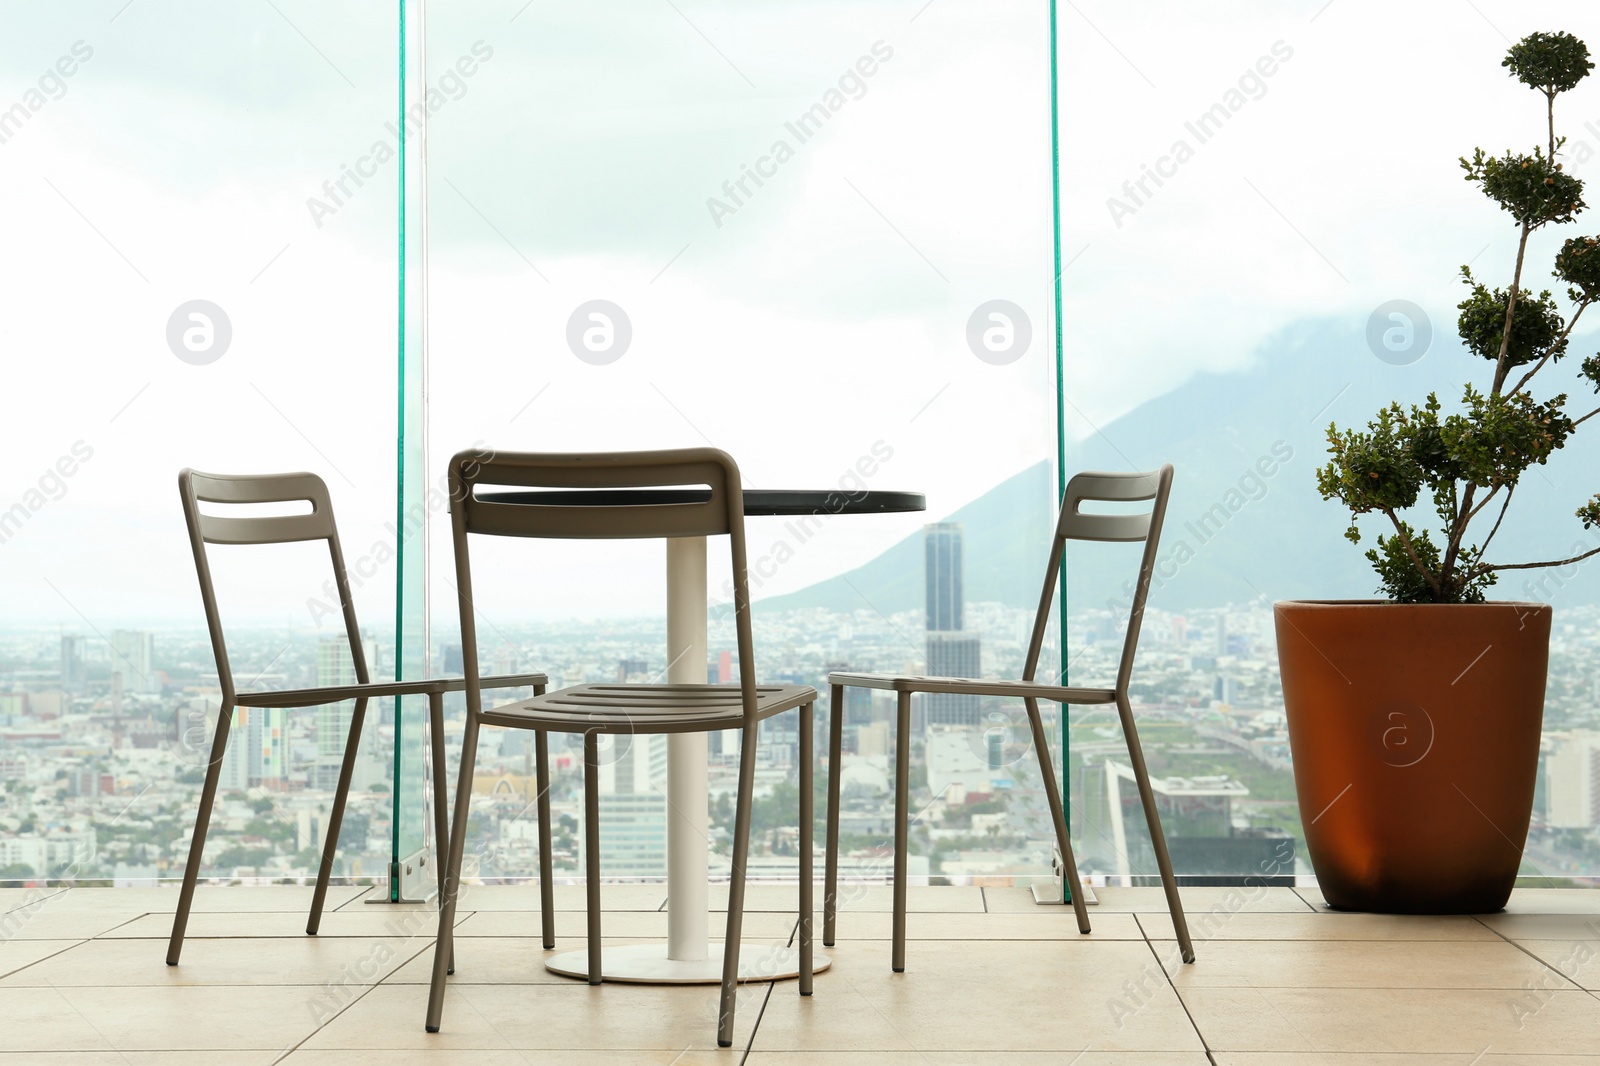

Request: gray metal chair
left=824, top=465, right=1194, bottom=969
left=424, top=448, right=817, bottom=1049
left=165, top=469, right=549, bottom=967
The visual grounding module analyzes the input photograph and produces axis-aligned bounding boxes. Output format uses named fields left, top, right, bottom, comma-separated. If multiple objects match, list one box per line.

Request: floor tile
left=1495, top=887, right=1600, bottom=915
left=1179, top=986, right=1600, bottom=1054
left=453, top=909, right=799, bottom=941
left=301, top=980, right=761, bottom=1052
left=39, top=884, right=368, bottom=913
left=101, top=908, right=468, bottom=940
left=283, top=1052, right=729, bottom=1065
left=0, top=887, right=66, bottom=914
left=0, top=911, right=145, bottom=940
left=748, top=1049, right=1209, bottom=1056
left=441, top=884, right=667, bottom=912
left=750, top=939, right=1205, bottom=1054
left=1090, top=886, right=1315, bottom=914
left=1150, top=937, right=1579, bottom=989
left=0, top=1054, right=278, bottom=1064
left=1153, top=911, right=1499, bottom=943
left=3, top=935, right=427, bottom=987
left=1216, top=1049, right=1600, bottom=1056
left=1510, top=939, right=1600, bottom=991
left=710, top=884, right=985, bottom=913
left=1476, top=912, right=1600, bottom=941
left=0, top=938, right=81, bottom=979
left=0, top=983, right=325, bottom=1052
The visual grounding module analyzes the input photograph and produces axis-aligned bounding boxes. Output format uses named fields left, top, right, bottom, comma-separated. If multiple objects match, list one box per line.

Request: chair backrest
left=1021, top=465, right=1175, bottom=694
left=447, top=448, right=758, bottom=723
left=178, top=469, right=370, bottom=700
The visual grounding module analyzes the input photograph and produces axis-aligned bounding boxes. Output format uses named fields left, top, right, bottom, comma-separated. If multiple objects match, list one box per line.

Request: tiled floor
left=1, top=883, right=1598, bottom=1063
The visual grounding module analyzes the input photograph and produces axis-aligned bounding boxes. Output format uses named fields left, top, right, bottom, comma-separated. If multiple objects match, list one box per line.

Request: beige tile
left=0, top=910, right=144, bottom=940
left=1150, top=937, right=1578, bottom=989
left=3, top=935, right=427, bottom=987
left=447, top=884, right=667, bottom=912
left=1477, top=912, right=1600, bottom=941
left=1154, top=911, right=1499, bottom=943
left=1496, top=887, right=1600, bottom=915
left=748, top=1049, right=1209, bottom=1056
left=0, top=983, right=324, bottom=1052
left=37, top=885, right=368, bottom=913
left=710, top=884, right=985, bottom=913
left=1512, top=939, right=1600, bottom=991
left=1090, top=886, right=1315, bottom=914
left=0, top=1054, right=278, bottom=1065
left=831, top=910, right=1146, bottom=941
left=302, top=980, right=761, bottom=1052
left=284, top=1052, right=730, bottom=1065
left=102, top=908, right=468, bottom=939
left=751, top=939, right=1205, bottom=1054
left=1179, top=986, right=1600, bottom=1054
left=0, top=938, right=81, bottom=978
left=386, top=937, right=641, bottom=985
left=453, top=909, right=798, bottom=941
left=1216, top=1049, right=1600, bottom=1056
left=0, top=887, right=66, bottom=913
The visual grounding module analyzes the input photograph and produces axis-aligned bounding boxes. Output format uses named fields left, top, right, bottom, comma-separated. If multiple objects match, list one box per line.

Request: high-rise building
left=924, top=523, right=964, bottom=632
left=315, top=635, right=378, bottom=757
left=110, top=630, right=160, bottom=694
left=588, top=732, right=668, bottom=877
left=219, top=706, right=288, bottom=791
left=924, top=524, right=980, bottom=726
left=59, top=635, right=87, bottom=694
left=1547, top=731, right=1600, bottom=828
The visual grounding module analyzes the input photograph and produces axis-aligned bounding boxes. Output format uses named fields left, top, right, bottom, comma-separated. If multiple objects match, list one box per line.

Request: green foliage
left=1503, top=31, right=1593, bottom=95
left=1456, top=272, right=1565, bottom=367
left=1461, top=147, right=1584, bottom=228
left=1555, top=236, right=1600, bottom=301
left=1321, top=32, right=1600, bottom=603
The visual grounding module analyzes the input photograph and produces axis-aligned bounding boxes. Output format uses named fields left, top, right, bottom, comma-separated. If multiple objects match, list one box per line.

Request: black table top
left=479, top=488, right=925, bottom=517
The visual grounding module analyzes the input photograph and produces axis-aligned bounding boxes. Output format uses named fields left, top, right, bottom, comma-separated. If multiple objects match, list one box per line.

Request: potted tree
left=1278, top=31, right=1600, bottom=913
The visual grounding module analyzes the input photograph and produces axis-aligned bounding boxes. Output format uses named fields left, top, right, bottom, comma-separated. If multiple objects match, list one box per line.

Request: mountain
left=754, top=461, right=1056, bottom=615
left=759, top=317, right=1600, bottom=614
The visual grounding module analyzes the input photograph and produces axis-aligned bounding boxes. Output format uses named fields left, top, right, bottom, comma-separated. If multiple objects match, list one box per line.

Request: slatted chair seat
left=823, top=671, right=1116, bottom=703
left=234, top=673, right=546, bottom=710
left=482, top=683, right=815, bottom=733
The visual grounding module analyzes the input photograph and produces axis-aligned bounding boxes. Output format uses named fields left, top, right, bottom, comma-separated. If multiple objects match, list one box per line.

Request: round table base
left=544, top=942, right=831, bottom=984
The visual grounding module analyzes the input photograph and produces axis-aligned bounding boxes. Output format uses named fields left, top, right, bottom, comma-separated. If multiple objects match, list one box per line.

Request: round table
left=485, top=487, right=925, bottom=983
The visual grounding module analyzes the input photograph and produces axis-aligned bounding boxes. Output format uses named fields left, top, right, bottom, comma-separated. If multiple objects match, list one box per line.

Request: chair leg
left=425, top=710, right=481, bottom=1032
left=309, top=697, right=369, bottom=935
left=166, top=701, right=234, bottom=965
left=1116, top=693, right=1195, bottom=962
left=536, top=730, right=555, bottom=950
left=823, top=683, right=843, bottom=949
left=1024, top=698, right=1091, bottom=935
left=425, top=691, right=453, bottom=974
left=584, top=731, right=603, bottom=986
left=891, top=690, right=910, bottom=974
left=718, top=720, right=759, bottom=1048
left=799, top=702, right=814, bottom=997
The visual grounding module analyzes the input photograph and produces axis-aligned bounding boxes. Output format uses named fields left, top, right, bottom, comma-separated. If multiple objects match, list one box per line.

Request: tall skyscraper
left=315, top=637, right=357, bottom=758
left=219, top=706, right=288, bottom=791
left=924, top=523, right=980, bottom=726
left=59, top=635, right=87, bottom=694
left=924, top=523, right=964, bottom=632
left=110, top=630, right=160, bottom=694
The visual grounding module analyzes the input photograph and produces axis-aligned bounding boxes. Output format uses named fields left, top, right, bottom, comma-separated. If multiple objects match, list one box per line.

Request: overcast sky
left=1, top=0, right=1595, bottom=635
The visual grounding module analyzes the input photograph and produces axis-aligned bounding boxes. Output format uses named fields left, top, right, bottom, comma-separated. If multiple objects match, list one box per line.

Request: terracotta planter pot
left=1275, top=600, right=1550, bottom=913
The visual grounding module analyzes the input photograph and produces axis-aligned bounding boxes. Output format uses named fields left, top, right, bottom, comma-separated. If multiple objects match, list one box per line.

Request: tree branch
left=1494, top=223, right=1533, bottom=392
left=1574, top=404, right=1600, bottom=428
left=1485, top=544, right=1600, bottom=572
left=1477, top=485, right=1515, bottom=559
left=1385, top=508, right=1443, bottom=595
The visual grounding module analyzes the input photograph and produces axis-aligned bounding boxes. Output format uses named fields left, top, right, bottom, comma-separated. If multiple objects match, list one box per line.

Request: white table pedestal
left=545, top=536, right=829, bottom=984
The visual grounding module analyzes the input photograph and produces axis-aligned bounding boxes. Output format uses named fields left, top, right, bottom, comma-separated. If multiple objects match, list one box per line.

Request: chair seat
left=235, top=672, right=548, bottom=709
left=481, top=683, right=817, bottom=734
left=827, top=671, right=1115, bottom=704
